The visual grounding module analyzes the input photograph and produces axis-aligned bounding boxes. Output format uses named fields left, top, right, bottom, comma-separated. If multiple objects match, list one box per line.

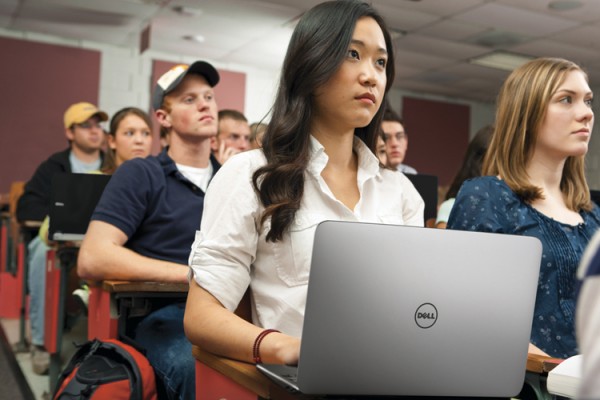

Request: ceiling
left=3, top=0, right=600, bottom=103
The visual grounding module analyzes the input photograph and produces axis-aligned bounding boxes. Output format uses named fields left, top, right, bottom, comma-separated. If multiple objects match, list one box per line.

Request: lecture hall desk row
left=44, top=269, right=562, bottom=399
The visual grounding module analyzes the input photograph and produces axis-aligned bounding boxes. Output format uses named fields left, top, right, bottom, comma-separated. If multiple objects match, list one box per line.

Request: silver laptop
left=257, top=220, right=542, bottom=397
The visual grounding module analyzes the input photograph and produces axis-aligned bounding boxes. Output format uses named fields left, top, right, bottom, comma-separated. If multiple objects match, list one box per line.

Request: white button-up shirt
left=189, top=136, right=424, bottom=337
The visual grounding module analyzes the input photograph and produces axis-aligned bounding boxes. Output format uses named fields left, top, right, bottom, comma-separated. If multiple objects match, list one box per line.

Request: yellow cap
left=63, top=102, right=108, bottom=129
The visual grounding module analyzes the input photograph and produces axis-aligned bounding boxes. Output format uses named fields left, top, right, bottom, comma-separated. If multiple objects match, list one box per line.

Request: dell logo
left=415, top=303, right=438, bottom=329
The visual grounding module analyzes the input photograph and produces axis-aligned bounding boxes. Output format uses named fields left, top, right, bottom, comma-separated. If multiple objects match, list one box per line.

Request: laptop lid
left=48, top=173, right=111, bottom=241
left=590, top=189, right=600, bottom=207
left=261, top=221, right=542, bottom=397
left=404, top=173, right=438, bottom=222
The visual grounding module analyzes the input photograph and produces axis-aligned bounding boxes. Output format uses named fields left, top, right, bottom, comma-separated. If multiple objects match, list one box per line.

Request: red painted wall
left=402, top=97, right=470, bottom=187
left=150, top=60, right=246, bottom=155
left=0, top=37, right=101, bottom=194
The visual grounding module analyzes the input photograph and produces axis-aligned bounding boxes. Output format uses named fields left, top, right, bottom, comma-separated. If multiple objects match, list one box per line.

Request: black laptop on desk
left=48, top=173, right=111, bottom=241
left=590, top=190, right=600, bottom=207
left=404, top=173, right=438, bottom=222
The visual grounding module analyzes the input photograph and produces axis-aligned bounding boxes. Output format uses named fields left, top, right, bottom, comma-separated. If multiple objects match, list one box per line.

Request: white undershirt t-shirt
left=189, top=136, right=425, bottom=337
left=176, top=162, right=213, bottom=193
left=69, top=152, right=102, bottom=173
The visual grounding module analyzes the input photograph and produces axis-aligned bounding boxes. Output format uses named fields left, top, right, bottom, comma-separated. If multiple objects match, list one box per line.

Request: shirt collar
left=158, top=147, right=221, bottom=177
left=306, top=135, right=381, bottom=183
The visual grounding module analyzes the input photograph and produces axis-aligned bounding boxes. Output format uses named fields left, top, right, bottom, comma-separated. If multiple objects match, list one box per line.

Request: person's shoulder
left=41, top=148, right=71, bottom=166
left=378, top=168, right=422, bottom=199
left=584, top=203, right=600, bottom=224
left=458, top=176, right=509, bottom=194
left=117, top=154, right=161, bottom=173
left=107, top=156, right=163, bottom=188
left=379, top=166, right=409, bottom=184
left=399, top=164, right=418, bottom=174
left=219, top=149, right=266, bottom=173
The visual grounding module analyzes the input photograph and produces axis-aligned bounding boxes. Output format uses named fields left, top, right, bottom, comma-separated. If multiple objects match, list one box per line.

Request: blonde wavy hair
left=483, top=57, right=593, bottom=212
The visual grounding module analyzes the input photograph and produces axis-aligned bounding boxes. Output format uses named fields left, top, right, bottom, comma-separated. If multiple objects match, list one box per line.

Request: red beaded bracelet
left=252, top=329, right=280, bottom=364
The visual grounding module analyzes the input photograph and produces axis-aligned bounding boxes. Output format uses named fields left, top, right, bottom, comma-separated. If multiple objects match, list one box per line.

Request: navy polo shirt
left=91, top=148, right=220, bottom=265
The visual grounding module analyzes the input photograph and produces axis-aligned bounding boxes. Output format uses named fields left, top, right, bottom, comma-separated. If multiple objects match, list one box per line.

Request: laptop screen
left=48, top=173, right=111, bottom=241
left=404, top=173, right=438, bottom=222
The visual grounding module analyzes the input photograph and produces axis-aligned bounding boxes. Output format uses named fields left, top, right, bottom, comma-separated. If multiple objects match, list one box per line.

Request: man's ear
left=65, top=127, right=75, bottom=141
left=155, top=109, right=171, bottom=129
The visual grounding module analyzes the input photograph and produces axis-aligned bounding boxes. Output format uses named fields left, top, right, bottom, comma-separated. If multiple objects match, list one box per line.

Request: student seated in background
left=78, top=61, right=221, bottom=399
left=101, top=107, right=154, bottom=174
left=249, top=121, right=268, bottom=149
left=381, top=103, right=417, bottom=174
left=211, top=109, right=251, bottom=164
left=69, top=107, right=154, bottom=306
left=184, top=0, right=423, bottom=366
left=17, top=101, right=107, bottom=375
left=576, top=231, right=600, bottom=399
left=435, top=125, right=493, bottom=228
left=447, top=57, right=600, bottom=359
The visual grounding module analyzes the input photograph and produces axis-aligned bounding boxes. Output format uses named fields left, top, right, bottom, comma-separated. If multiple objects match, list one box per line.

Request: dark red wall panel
left=402, top=97, right=470, bottom=187
left=0, top=37, right=101, bottom=194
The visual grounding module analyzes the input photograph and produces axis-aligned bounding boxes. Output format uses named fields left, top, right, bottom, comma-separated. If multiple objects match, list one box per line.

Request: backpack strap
left=53, top=340, right=101, bottom=399
left=100, top=340, right=144, bottom=400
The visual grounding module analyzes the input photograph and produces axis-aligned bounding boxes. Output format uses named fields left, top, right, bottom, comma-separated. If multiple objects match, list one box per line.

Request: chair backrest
left=6, top=182, right=25, bottom=273
left=8, top=181, right=25, bottom=216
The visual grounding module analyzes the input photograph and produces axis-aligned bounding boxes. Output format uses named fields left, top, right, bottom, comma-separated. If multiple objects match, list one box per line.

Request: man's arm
left=77, top=220, right=188, bottom=283
left=16, top=160, right=57, bottom=222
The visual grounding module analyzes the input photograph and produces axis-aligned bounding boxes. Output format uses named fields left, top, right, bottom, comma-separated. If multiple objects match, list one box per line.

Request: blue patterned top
left=447, top=176, right=600, bottom=358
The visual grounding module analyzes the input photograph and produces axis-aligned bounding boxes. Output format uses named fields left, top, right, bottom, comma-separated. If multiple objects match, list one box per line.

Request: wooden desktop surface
left=193, top=345, right=323, bottom=400
left=101, top=280, right=189, bottom=293
left=526, top=353, right=562, bottom=374
left=193, top=345, right=563, bottom=400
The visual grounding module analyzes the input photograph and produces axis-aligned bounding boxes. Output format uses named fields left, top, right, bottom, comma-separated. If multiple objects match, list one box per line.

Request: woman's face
left=535, top=70, right=594, bottom=160
left=312, top=17, right=388, bottom=134
left=108, top=114, right=153, bottom=167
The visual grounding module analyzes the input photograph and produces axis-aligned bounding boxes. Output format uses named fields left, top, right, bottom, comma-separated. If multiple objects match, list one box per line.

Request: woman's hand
left=528, top=342, right=550, bottom=357
left=261, top=332, right=301, bottom=365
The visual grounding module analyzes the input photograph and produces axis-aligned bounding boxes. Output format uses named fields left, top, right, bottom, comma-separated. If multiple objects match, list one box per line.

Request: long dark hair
left=445, top=125, right=494, bottom=200
left=252, top=0, right=395, bottom=242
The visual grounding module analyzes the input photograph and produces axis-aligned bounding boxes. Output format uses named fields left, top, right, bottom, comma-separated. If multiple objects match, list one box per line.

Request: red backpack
left=53, top=338, right=157, bottom=400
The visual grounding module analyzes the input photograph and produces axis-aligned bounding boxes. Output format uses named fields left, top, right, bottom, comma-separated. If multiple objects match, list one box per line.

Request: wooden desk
left=526, top=353, right=562, bottom=374
left=44, top=244, right=79, bottom=391
left=523, top=353, right=563, bottom=400
left=0, top=219, right=40, bottom=322
left=194, top=348, right=563, bottom=400
left=102, top=280, right=188, bottom=293
left=88, top=280, right=188, bottom=342
left=193, top=345, right=319, bottom=400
